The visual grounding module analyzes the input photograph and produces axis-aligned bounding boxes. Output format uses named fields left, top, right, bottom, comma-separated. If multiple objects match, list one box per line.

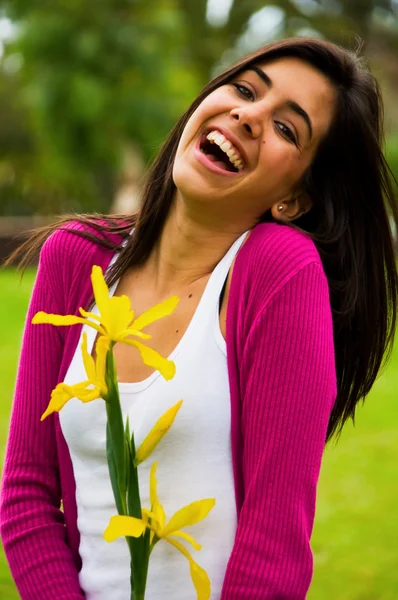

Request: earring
left=277, top=205, right=284, bottom=212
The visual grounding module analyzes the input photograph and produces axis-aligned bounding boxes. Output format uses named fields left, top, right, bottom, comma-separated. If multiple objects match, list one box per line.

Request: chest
left=93, top=264, right=233, bottom=384
left=61, top=312, right=236, bottom=600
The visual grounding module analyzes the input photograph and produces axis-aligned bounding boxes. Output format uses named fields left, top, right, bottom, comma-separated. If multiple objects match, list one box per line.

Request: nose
left=229, top=106, right=263, bottom=138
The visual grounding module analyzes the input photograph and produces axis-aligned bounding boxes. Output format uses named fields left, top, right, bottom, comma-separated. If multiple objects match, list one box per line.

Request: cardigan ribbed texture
left=0, top=221, right=337, bottom=599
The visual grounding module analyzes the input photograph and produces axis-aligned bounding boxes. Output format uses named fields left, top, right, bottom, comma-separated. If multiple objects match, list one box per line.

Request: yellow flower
left=40, top=333, right=109, bottom=420
left=32, top=265, right=179, bottom=380
left=134, top=400, right=183, bottom=465
left=104, top=462, right=215, bottom=600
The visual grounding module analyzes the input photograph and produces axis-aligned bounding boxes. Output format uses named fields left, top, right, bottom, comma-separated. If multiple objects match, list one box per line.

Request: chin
left=172, top=161, right=217, bottom=203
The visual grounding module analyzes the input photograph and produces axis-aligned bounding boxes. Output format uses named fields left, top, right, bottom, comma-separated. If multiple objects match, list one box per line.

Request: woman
left=1, top=37, right=397, bottom=599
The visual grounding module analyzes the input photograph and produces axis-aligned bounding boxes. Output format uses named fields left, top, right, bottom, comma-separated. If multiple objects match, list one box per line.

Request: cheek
left=245, top=142, right=309, bottom=202
left=258, top=139, right=302, bottom=180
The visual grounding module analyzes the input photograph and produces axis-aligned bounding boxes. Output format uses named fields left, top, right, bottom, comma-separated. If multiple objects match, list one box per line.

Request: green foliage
left=386, top=134, right=398, bottom=183
left=0, top=0, right=397, bottom=214
left=309, top=337, right=398, bottom=599
left=0, top=0, right=202, bottom=213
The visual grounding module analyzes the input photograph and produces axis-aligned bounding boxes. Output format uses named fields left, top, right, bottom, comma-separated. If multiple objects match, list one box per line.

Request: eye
left=275, top=122, right=298, bottom=146
left=232, top=83, right=254, bottom=101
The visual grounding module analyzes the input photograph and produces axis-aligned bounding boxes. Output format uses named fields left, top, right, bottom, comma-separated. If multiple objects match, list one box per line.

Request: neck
left=144, top=196, right=249, bottom=296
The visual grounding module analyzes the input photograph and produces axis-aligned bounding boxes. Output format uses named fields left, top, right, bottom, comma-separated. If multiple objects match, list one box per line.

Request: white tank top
left=59, top=231, right=248, bottom=599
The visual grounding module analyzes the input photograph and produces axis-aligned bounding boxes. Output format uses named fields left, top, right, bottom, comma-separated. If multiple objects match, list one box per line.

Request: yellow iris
left=104, top=462, right=215, bottom=600
left=134, top=400, right=183, bottom=465
left=40, top=333, right=109, bottom=420
left=32, top=265, right=179, bottom=380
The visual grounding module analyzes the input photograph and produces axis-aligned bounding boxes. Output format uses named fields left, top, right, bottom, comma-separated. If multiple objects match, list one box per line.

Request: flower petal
left=169, top=530, right=202, bottom=551
left=75, top=387, right=102, bottom=402
left=81, top=333, right=96, bottom=381
left=95, top=335, right=110, bottom=392
left=77, top=309, right=102, bottom=323
left=153, top=499, right=167, bottom=532
left=166, top=537, right=211, bottom=600
left=149, top=462, right=166, bottom=530
left=91, top=266, right=112, bottom=323
left=142, top=509, right=159, bottom=545
left=119, top=329, right=152, bottom=341
left=132, top=296, right=180, bottom=332
left=124, top=339, right=176, bottom=381
left=135, top=400, right=183, bottom=464
left=87, top=268, right=138, bottom=341
left=162, top=499, right=216, bottom=538
left=142, top=508, right=159, bottom=526
left=106, top=295, right=135, bottom=339
left=104, top=515, right=147, bottom=542
left=32, top=312, right=87, bottom=327
left=77, top=309, right=107, bottom=335
left=40, top=383, right=75, bottom=420
left=150, top=462, right=158, bottom=509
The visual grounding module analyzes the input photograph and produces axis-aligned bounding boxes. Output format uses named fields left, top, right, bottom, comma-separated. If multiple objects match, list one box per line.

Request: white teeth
left=220, top=141, right=231, bottom=152
left=205, top=129, right=244, bottom=171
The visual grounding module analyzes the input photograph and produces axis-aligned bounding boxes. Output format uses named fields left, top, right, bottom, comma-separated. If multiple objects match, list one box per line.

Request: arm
left=222, top=262, right=337, bottom=599
left=0, top=241, right=85, bottom=599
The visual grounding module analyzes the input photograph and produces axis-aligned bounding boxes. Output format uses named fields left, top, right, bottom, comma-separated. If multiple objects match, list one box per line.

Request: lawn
left=0, top=268, right=397, bottom=599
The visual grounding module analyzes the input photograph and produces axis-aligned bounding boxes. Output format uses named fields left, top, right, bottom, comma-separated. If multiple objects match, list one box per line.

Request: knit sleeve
left=0, top=238, right=85, bottom=598
left=221, top=262, right=337, bottom=599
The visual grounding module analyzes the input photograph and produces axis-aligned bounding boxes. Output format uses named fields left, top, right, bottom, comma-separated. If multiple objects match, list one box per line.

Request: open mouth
left=199, top=130, right=244, bottom=173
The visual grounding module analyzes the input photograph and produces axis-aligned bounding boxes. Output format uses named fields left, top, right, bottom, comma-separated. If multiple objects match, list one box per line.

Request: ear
left=271, top=193, right=313, bottom=222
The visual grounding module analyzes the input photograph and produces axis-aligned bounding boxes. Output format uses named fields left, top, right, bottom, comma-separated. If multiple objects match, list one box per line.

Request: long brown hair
left=6, top=38, right=398, bottom=443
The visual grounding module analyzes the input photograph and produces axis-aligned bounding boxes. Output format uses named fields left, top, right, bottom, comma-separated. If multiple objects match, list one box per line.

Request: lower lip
left=193, top=142, right=241, bottom=177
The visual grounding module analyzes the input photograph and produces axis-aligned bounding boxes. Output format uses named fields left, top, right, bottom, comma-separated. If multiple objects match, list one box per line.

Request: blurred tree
left=0, top=0, right=397, bottom=215
left=0, top=0, right=201, bottom=213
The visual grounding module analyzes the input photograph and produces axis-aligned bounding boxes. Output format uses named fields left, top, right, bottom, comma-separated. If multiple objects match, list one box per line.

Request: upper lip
left=202, top=125, right=249, bottom=169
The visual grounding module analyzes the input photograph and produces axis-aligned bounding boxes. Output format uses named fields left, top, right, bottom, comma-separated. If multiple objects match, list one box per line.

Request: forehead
left=241, top=56, right=337, bottom=142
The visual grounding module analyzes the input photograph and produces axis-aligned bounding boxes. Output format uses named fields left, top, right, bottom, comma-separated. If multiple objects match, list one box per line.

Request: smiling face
left=173, top=56, right=337, bottom=226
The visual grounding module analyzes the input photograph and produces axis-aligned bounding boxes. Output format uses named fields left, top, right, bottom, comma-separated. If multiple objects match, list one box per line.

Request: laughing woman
left=1, top=38, right=397, bottom=599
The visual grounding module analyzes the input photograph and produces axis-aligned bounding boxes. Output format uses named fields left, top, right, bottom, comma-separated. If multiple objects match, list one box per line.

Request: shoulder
left=233, top=222, right=328, bottom=310
left=39, top=218, right=125, bottom=311
left=42, top=218, right=125, bottom=258
left=243, top=221, right=324, bottom=281
left=40, top=218, right=127, bottom=272
left=228, top=223, right=335, bottom=377
left=244, top=221, right=322, bottom=270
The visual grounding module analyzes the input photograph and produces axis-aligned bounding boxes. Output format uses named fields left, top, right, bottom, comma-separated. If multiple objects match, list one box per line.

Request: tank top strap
left=104, top=229, right=249, bottom=338
left=194, top=230, right=250, bottom=317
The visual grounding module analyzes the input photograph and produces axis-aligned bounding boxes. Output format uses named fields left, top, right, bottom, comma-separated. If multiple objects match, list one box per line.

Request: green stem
left=104, top=348, right=127, bottom=500
left=126, top=434, right=150, bottom=597
left=129, top=545, right=150, bottom=600
left=106, top=422, right=124, bottom=515
left=103, top=346, right=150, bottom=597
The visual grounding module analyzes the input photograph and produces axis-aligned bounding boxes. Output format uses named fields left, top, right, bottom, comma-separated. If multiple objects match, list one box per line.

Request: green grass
left=0, top=268, right=36, bottom=600
left=309, top=342, right=398, bottom=599
left=0, top=268, right=397, bottom=599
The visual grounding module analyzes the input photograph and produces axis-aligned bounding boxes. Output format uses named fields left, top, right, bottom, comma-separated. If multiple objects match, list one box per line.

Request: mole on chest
left=92, top=290, right=203, bottom=383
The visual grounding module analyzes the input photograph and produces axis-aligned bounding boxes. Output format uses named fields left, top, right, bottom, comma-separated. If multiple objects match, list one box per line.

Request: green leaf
left=125, top=431, right=150, bottom=595
left=126, top=433, right=141, bottom=518
left=125, top=414, right=131, bottom=446
left=105, top=350, right=127, bottom=496
left=106, top=421, right=124, bottom=515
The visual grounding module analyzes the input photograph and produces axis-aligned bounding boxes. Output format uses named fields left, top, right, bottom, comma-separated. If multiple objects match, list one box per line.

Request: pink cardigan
left=0, top=221, right=337, bottom=599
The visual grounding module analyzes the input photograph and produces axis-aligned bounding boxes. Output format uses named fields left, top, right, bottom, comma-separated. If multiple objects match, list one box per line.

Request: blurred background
left=0, top=1, right=397, bottom=598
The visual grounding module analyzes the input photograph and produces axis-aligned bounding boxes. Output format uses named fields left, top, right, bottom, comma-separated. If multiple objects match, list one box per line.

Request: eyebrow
left=249, top=66, right=313, bottom=140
